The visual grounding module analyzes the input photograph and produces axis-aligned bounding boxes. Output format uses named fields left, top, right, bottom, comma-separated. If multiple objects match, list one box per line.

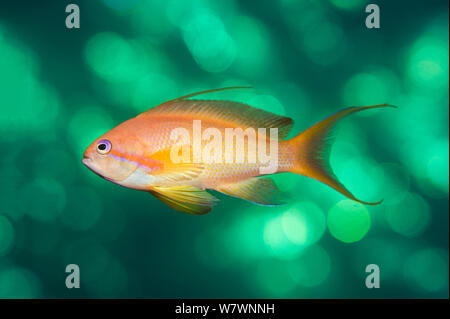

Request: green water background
left=0, top=0, right=448, bottom=298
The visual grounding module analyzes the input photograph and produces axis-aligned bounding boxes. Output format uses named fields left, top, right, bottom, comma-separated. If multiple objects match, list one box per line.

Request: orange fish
left=83, top=87, right=393, bottom=214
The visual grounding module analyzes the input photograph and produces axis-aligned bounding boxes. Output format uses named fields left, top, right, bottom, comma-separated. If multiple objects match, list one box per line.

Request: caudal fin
left=288, top=104, right=395, bottom=205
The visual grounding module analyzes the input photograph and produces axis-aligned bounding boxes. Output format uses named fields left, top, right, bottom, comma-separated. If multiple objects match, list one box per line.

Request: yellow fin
left=216, top=177, right=284, bottom=206
left=144, top=88, right=294, bottom=140
left=148, top=148, right=204, bottom=182
left=149, top=185, right=219, bottom=215
left=289, top=104, right=396, bottom=205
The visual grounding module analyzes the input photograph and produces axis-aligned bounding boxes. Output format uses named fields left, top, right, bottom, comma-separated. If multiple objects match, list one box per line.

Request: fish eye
left=96, top=140, right=112, bottom=155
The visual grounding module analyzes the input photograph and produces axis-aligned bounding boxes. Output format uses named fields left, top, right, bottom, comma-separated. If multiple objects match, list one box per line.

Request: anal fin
left=216, top=177, right=284, bottom=206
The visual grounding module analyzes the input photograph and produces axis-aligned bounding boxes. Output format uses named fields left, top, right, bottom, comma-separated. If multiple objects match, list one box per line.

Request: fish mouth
left=82, top=156, right=90, bottom=166
left=82, top=156, right=103, bottom=178
left=82, top=155, right=127, bottom=183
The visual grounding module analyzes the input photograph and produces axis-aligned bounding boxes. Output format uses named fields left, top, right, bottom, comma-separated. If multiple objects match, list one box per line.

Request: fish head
left=83, top=130, right=141, bottom=183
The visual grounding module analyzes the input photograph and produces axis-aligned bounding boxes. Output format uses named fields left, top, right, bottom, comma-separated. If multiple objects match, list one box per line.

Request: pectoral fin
left=148, top=148, right=204, bottom=183
left=149, top=185, right=219, bottom=215
left=216, top=177, right=284, bottom=206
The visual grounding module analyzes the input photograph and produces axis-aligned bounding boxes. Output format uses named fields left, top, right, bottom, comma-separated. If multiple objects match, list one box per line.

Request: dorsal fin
left=143, top=88, right=294, bottom=140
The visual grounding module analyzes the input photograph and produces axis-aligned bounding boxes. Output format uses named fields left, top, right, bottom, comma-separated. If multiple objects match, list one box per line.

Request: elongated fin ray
left=163, top=86, right=253, bottom=103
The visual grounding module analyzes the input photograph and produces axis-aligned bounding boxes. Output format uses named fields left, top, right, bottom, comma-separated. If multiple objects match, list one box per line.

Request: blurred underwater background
left=0, top=0, right=448, bottom=298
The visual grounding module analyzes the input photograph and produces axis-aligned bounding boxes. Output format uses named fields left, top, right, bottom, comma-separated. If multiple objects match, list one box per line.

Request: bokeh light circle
left=386, top=193, right=431, bottom=237
left=404, top=248, right=449, bottom=293
left=182, top=10, right=236, bottom=73
left=0, top=267, right=42, bottom=298
left=407, top=36, right=449, bottom=91
left=264, top=216, right=303, bottom=259
left=327, top=200, right=371, bottom=243
left=84, top=32, right=150, bottom=82
left=281, top=202, right=326, bottom=246
left=342, top=68, right=400, bottom=109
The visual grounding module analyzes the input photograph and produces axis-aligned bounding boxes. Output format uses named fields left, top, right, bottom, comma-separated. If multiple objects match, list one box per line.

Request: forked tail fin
left=288, top=104, right=395, bottom=205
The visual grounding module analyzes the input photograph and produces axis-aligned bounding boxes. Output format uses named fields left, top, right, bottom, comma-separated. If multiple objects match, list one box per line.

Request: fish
left=82, top=87, right=394, bottom=215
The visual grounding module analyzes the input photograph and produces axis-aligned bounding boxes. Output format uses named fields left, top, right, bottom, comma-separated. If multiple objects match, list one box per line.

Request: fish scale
left=126, top=115, right=294, bottom=187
